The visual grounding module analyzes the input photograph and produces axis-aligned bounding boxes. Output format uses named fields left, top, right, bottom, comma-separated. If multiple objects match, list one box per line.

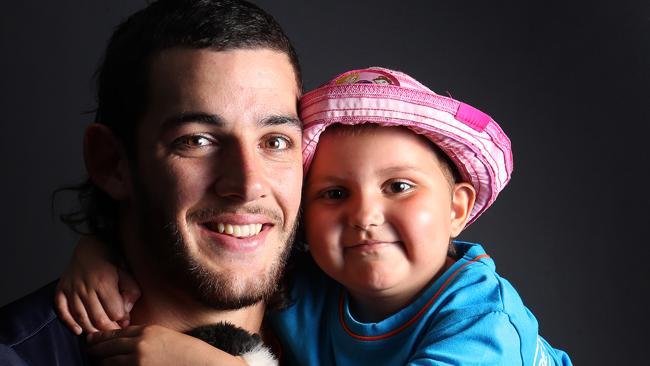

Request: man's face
left=129, top=47, right=302, bottom=309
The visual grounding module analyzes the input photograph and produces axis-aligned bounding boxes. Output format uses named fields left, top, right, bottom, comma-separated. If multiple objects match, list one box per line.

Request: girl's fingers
left=85, top=290, right=121, bottom=331
left=87, top=326, right=144, bottom=345
left=117, top=268, right=141, bottom=314
left=96, top=280, right=128, bottom=323
left=70, top=294, right=99, bottom=334
left=87, top=327, right=144, bottom=362
left=87, top=335, right=135, bottom=358
left=54, top=291, right=82, bottom=335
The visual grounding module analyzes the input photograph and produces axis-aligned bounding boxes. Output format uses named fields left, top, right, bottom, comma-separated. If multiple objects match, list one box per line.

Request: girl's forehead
left=308, top=126, right=444, bottom=178
left=318, top=125, right=436, bottom=156
left=319, top=124, right=422, bottom=144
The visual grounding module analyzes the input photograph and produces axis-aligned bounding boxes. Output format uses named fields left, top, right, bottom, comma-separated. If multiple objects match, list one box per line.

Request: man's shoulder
left=0, top=281, right=87, bottom=365
left=1, top=281, right=59, bottom=344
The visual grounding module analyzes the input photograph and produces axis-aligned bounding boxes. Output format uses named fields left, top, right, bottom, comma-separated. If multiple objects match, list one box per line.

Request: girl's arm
left=407, top=311, right=570, bottom=365
left=407, top=311, right=523, bottom=365
left=87, top=325, right=250, bottom=366
left=55, top=236, right=141, bottom=334
left=55, top=238, right=277, bottom=365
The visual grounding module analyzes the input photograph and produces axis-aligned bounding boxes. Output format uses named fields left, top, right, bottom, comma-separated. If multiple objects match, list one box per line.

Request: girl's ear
left=450, top=182, right=476, bottom=238
left=83, top=124, right=132, bottom=201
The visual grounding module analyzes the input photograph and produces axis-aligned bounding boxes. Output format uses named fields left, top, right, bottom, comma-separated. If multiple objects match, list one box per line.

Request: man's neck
left=128, top=280, right=265, bottom=334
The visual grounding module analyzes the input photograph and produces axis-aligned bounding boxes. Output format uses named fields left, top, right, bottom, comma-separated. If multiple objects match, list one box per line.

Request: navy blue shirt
left=0, top=281, right=88, bottom=366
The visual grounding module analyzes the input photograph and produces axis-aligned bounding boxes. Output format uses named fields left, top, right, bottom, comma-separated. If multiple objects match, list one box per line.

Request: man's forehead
left=142, top=47, right=301, bottom=129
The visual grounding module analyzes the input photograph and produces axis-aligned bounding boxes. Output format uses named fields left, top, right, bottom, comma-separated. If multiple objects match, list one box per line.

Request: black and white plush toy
left=187, top=322, right=278, bottom=366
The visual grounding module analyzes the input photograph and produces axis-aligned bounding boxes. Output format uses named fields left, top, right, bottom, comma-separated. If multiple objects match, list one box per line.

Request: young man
left=0, top=1, right=303, bottom=364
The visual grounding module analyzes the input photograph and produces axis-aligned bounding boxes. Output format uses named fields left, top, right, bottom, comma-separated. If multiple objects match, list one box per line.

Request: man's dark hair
left=59, top=0, right=302, bottom=242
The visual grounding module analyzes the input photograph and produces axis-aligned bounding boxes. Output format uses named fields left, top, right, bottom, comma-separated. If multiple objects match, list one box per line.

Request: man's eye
left=176, top=135, right=213, bottom=148
left=386, top=181, right=413, bottom=194
left=263, top=136, right=291, bottom=150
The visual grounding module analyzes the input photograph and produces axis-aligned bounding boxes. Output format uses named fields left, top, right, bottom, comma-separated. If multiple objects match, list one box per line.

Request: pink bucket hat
left=300, top=67, right=513, bottom=225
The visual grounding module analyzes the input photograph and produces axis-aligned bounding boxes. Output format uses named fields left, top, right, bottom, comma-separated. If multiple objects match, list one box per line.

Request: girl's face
left=304, top=126, right=474, bottom=313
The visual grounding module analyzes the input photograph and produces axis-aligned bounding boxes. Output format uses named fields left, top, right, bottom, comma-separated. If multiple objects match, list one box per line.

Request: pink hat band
left=300, top=67, right=513, bottom=225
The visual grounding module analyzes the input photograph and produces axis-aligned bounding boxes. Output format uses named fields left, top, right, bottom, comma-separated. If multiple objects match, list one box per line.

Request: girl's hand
left=87, top=325, right=248, bottom=366
left=55, top=236, right=141, bottom=335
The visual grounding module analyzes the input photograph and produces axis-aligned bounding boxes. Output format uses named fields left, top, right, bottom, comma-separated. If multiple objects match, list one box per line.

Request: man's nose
left=348, top=192, right=385, bottom=230
left=213, top=144, right=268, bottom=202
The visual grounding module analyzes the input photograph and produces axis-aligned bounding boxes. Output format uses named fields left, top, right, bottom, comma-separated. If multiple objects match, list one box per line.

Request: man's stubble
left=132, top=176, right=298, bottom=311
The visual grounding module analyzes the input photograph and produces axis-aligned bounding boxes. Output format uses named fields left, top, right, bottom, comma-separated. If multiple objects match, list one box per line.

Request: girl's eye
left=264, top=135, right=291, bottom=150
left=386, top=181, right=413, bottom=193
left=322, top=188, right=347, bottom=200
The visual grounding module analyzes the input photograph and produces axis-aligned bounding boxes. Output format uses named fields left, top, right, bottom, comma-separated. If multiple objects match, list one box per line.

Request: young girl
left=56, top=67, right=572, bottom=365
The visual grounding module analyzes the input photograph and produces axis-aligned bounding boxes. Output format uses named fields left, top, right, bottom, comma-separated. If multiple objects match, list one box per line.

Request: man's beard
left=161, top=221, right=294, bottom=310
left=133, top=183, right=297, bottom=310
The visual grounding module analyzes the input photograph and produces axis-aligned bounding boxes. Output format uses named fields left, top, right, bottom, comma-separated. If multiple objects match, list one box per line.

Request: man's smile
left=193, top=212, right=278, bottom=253
left=203, top=222, right=264, bottom=238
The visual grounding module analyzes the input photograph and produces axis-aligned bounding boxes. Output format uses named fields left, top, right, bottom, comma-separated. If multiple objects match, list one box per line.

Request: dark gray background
left=1, top=1, right=648, bottom=364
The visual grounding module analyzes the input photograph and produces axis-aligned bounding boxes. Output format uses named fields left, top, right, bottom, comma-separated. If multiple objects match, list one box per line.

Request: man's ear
left=83, top=124, right=131, bottom=201
left=450, top=182, right=476, bottom=238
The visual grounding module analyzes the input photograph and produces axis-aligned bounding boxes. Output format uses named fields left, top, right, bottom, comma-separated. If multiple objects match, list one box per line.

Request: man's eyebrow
left=161, top=112, right=302, bottom=132
left=162, top=112, right=224, bottom=129
left=259, top=115, right=302, bottom=132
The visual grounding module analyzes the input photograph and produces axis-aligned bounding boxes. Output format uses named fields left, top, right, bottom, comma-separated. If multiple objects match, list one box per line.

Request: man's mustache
left=188, top=206, right=284, bottom=226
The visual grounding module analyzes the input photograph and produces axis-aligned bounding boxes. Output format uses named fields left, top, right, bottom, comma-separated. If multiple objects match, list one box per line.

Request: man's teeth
left=212, top=223, right=263, bottom=237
